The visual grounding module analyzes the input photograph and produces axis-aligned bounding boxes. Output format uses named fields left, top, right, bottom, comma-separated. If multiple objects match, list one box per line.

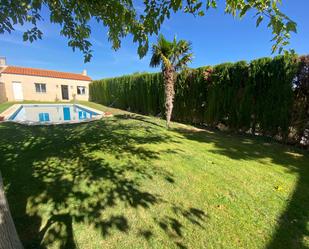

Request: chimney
left=82, top=69, right=87, bottom=76
left=0, top=57, right=7, bottom=67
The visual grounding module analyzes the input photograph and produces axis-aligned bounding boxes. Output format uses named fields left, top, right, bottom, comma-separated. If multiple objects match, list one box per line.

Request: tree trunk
left=0, top=172, right=23, bottom=249
left=163, top=66, right=175, bottom=128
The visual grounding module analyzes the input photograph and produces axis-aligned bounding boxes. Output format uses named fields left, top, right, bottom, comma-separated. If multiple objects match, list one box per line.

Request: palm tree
left=150, top=34, right=193, bottom=128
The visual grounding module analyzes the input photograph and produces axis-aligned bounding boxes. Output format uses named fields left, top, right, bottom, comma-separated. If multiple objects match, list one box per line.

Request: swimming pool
left=6, top=104, right=103, bottom=124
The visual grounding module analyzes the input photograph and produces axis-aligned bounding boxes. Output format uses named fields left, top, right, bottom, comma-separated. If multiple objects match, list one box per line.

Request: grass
left=0, top=101, right=308, bottom=249
left=0, top=101, right=15, bottom=113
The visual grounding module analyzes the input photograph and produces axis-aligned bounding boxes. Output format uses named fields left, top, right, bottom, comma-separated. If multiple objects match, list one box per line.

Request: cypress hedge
left=90, top=72, right=165, bottom=115
left=90, top=54, right=307, bottom=144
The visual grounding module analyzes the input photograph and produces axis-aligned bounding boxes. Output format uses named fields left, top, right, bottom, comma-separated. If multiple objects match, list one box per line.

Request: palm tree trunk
left=163, top=66, right=175, bottom=128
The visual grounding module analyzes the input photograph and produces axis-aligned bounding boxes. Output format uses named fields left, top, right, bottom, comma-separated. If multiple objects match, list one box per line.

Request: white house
left=0, top=57, right=92, bottom=103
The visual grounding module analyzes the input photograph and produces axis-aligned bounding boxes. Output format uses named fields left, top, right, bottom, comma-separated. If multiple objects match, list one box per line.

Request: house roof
left=1, top=66, right=91, bottom=81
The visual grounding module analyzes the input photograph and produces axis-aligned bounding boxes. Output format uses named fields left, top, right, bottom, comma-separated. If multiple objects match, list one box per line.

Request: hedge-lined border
left=90, top=54, right=308, bottom=145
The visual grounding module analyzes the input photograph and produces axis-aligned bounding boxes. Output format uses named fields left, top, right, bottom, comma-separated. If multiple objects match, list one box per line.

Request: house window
left=35, top=83, right=46, bottom=93
left=77, top=86, right=86, bottom=95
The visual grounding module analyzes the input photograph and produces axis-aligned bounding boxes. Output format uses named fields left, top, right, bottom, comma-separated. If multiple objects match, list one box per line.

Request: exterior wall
left=0, top=73, right=90, bottom=101
left=0, top=82, right=7, bottom=103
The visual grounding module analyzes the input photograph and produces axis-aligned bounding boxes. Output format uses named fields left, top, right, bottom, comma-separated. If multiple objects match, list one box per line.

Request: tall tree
left=0, top=172, right=23, bottom=249
left=150, top=35, right=193, bottom=128
left=0, top=0, right=297, bottom=62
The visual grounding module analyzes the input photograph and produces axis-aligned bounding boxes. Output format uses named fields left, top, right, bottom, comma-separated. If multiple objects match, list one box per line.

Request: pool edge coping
left=0, top=104, right=22, bottom=120
left=0, top=103, right=109, bottom=125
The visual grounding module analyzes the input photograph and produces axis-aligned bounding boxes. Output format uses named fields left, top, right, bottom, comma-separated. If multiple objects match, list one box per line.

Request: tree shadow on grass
left=115, top=114, right=166, bottom=128
left=154, top=205, right=208, bottom=249
left=0, top=116, right=209, bottom=249
left=0, top=116, right=177, bottom=248
left=173, top=127, right=309, bottom=249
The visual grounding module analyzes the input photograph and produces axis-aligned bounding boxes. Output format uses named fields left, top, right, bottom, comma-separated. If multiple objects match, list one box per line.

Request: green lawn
left=0, top=101, right=14, bottom=113
left=0, top=101, right=308, bottom=249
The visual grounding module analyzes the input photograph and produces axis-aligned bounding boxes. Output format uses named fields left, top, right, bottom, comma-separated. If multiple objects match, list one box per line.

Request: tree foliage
left=0, top=0, right=297, bottom=61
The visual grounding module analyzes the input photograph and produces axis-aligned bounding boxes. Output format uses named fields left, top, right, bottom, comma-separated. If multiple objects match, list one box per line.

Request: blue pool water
left=9, top=104, right=100, bottom=124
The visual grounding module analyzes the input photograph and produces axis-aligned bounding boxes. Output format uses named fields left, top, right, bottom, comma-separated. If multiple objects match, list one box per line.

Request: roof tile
left=2, top=66, right=91, bottom=81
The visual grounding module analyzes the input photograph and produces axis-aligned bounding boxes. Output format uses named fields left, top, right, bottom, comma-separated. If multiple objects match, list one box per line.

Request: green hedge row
left=90, top=73, right=165, bottom=115
left=90, top=55, right=301, bottom=137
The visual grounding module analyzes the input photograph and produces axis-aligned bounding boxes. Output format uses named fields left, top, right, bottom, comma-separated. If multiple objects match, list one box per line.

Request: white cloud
left=91, top=37, right=109, bottom=48
left=0, top=35, right=36, bottom=47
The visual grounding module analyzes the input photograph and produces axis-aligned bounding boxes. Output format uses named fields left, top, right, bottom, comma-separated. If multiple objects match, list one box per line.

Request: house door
left=61, top=85, right=69, bottom=100
left=12, top=82, right=23, bottom=100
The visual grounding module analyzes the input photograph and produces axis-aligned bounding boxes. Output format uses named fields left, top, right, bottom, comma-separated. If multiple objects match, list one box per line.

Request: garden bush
left=90, top=73, right=165, bottom=115
left=90, top=54, right=308, bottom=146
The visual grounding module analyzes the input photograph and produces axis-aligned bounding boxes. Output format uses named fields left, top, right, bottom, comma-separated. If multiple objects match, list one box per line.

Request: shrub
left=291, top=55, right=309, bottom=145
left=90, top=73, right=164, bottom=115
left=90, top=54, right=307, bottom=146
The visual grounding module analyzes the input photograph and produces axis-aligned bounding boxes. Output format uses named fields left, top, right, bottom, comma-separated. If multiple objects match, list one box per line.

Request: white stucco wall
left=0, top=73, right=91, bottom=101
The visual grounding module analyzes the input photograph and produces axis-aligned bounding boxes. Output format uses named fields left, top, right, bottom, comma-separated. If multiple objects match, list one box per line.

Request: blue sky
left=1, top=0, right=308, bottom=80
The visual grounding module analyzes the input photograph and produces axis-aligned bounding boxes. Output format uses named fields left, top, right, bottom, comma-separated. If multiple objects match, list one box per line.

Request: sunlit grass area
left=0, top=101, right=14, bottom=113
left=0, top=101, right=308, bottom=249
